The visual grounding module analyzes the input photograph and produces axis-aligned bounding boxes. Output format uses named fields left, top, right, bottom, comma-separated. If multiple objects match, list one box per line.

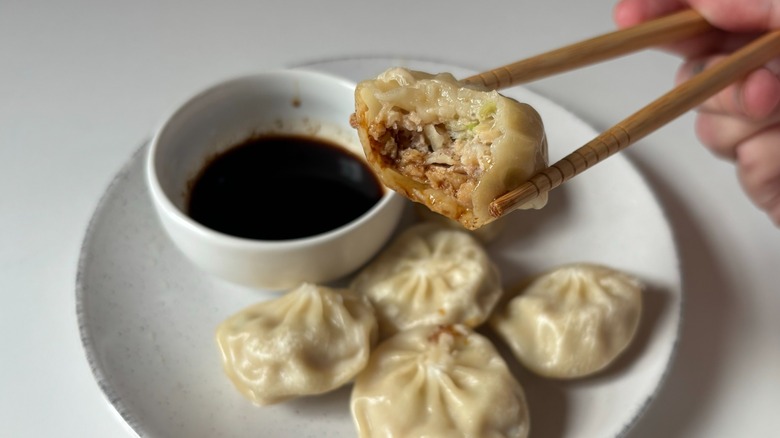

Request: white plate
left=77, top=57, right=682, bottom=438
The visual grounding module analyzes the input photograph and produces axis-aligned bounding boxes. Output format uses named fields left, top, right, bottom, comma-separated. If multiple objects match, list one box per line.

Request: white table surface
left=2, top=1, right=778, bottom=437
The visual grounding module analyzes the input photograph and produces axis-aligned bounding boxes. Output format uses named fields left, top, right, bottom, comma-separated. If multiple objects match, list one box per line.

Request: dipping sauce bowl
left=146, top=70, right=406, bottom=290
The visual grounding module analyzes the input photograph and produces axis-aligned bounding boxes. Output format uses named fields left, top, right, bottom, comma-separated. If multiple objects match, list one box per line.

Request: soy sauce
left=187, top=135, right=383, bottom=240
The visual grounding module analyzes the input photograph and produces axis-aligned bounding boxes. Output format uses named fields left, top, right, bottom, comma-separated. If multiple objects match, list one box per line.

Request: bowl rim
left=145, top=69, right=403, bottom=250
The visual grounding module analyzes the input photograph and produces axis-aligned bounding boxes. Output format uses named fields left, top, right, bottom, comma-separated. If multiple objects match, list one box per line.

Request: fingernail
left=691, top=61, right=706, bottom=75
left=765, top=58, right=780, bottom=76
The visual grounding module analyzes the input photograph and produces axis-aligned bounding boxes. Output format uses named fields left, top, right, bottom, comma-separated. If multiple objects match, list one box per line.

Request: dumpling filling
left=353, top=67, right=548, bottom=230
left=367, top=101, right=500, bottom=208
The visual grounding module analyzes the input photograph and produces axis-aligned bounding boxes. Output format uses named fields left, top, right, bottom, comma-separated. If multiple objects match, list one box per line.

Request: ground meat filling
left=370, top=107, right=496, bottom=209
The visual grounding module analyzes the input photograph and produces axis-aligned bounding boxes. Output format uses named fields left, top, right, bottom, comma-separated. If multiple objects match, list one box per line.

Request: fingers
left=666, top=31, right=760, bottom=59
left=616, top=0, right=780, bottom=31
left=613, top=0, right=780, bottom=58
left=687, top=0, right=780, bottom=31
left=612, top=0, right=780, bottom=225
left=676, top=55, right=780, bottom=119
left=613, top=0, right=687, bottom=28
left=696, top=112, right=780, bottom=226
left=735, top=127, right=780, bottom=226
left=690, top=59, right=780, bottom=160
left=695, top=112, right=780, bottom=158
left=613, top=0, right=750, bottom=58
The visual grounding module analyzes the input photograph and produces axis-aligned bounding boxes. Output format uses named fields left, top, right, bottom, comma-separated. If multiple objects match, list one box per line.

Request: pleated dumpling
left=489, top=263, right=643, bottom=379
left=351, top=324, right=530, bottom=438
left=215, top=282, right=378, bottom=405
left=352, top=67, right=548, bottom=230
left=350, top=223, right=503, bottom=338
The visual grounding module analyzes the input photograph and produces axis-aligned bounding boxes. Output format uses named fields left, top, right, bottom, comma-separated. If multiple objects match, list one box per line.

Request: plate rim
left=76, top=142, right=149, bottom=438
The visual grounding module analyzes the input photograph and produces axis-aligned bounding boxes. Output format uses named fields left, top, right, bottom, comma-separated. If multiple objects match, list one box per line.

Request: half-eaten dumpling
left=351, top=324, right=530, bottom=438
left=489, top=263, right=643, bottom=379
left=413, top=202, right=508, bottom=244
left=215, top=282, right=378, bottom=405
left=350, top=223, right=503, bottom=338
left=352, top=67, right=548, bottom=230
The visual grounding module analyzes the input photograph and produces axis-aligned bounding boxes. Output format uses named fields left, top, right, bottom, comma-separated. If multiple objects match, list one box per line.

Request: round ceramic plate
left=77, top=57, right=682, bottom=438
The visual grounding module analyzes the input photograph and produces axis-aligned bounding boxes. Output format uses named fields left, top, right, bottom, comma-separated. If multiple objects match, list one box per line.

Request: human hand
left=614, top=0, right=780, bottom=226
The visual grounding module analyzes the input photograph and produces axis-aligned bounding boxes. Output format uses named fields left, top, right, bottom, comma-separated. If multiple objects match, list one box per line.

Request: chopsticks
left=464, top=9, right=712, bottom=90
left=467, top=9, right=780, bottom=219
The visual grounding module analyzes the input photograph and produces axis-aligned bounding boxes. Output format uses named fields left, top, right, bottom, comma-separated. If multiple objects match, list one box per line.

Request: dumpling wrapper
left=352, top=67, right=548, bottom=230
left=215, top=282, right=378, bottom=405
left=413, top=202, right=508, bottom=244
left=489, top=263, right=643, bottom=379
left=351, top=324, right=530, bottom=438
left=350, top=223, right=503, bottom=339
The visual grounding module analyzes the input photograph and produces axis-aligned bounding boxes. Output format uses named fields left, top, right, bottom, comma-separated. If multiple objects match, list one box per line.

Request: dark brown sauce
left=187, top=134, right=383, bottom=240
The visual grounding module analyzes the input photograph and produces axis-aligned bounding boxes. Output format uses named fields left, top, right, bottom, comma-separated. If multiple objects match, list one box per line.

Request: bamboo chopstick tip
left=490, top=183, right=542, bottom=218
left=488, top=201, right=504, bottom=219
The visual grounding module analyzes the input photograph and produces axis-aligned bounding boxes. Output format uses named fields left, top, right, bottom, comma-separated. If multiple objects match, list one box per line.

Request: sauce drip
left=188, top=134, right=383, bottom=240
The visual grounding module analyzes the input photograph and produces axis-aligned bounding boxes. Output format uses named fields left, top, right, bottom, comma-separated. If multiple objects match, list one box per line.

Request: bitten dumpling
left=350, top=223, right=503, bottom=339
left=351, top=324, right=530, bottom=438
left=215, top=282, right=378, bottom=405
left=352, top=67, right=548, bottom=230
left=413, top=202, right=508, bottom=244
left=489, top=263, right=643, bottom=379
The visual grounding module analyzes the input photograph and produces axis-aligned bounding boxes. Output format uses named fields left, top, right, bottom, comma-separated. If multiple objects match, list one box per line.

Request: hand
left=614, top=0, right=780, bottom=226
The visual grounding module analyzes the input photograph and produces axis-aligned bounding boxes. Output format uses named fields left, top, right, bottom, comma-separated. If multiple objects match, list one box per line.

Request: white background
left=1, top=0, right=778, bottom=436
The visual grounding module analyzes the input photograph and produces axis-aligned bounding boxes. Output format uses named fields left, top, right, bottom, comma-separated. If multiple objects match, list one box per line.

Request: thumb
left=688, top=0, right=780, bottom=31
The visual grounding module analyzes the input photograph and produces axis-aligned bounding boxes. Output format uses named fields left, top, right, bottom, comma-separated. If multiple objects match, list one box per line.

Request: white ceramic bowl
left=146, top=69, right=406, bottom=290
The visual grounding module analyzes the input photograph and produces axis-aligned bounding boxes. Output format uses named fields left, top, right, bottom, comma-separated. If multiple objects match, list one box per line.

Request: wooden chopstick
left=464, top=9, right=713, bottom=90
left=488, top=28, right=780, bottom=219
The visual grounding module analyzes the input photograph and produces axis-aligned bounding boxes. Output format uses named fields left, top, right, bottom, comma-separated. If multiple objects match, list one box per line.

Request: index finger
left=687, top=0, right=780, bottom=32
left=614, top=0, right=770, bottom=58
left=613, top=0, right=688, bottom=28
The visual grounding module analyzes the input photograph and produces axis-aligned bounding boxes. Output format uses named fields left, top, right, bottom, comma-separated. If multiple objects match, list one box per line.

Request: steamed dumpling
left=351, top=67, right=548, bottom=230
left=489, top=263, right=643, bottom=379
left=350, top=223, right=503, bottom=338
left=351, top=324, right=530, bottom=438
left=215, top=282, right=378, bottom=405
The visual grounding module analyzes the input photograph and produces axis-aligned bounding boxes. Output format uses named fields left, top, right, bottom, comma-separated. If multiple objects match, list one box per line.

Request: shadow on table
left=621, top=155, right=738, bottom=438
